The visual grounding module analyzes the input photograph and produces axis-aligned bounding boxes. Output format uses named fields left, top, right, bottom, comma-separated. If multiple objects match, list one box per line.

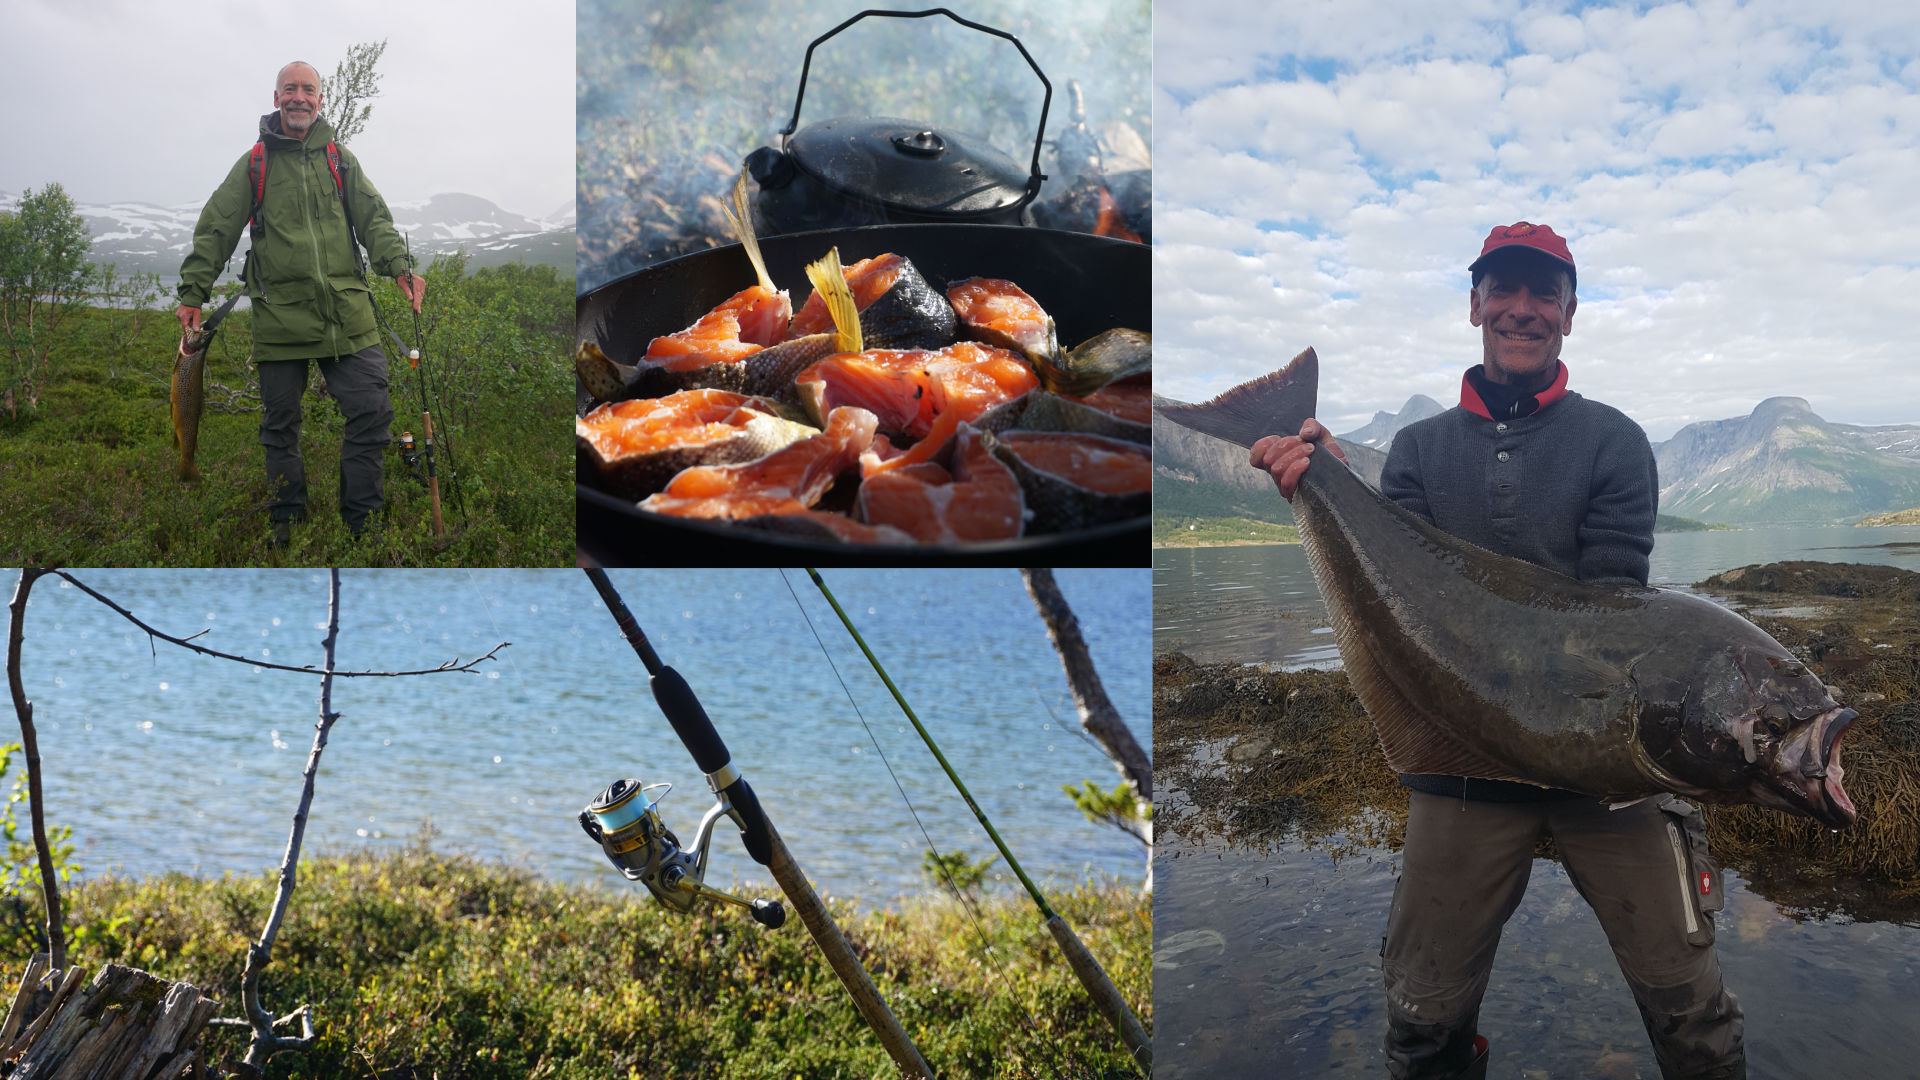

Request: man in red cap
left=1252, top=224, right=1744, bottom=1079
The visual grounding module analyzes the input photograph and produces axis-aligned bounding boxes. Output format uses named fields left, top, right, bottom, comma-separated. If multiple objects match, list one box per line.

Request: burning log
left=1032, top=81, right=1151, bottom=243
left=1, top=955, right=219, bottom=1079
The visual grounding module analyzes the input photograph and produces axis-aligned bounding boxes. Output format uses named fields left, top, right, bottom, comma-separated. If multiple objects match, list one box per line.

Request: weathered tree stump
left=0, top=955, right=219, bottom=1079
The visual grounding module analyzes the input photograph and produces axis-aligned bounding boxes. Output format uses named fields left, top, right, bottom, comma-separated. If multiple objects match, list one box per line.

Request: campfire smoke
left=578, top=0, right=1152, bottom=292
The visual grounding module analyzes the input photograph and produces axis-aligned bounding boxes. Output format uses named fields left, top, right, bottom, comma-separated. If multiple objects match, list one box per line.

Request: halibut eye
left=1767, top=657, right=1806, bottom=678
left=1759, top=703, right=1791, bottom=734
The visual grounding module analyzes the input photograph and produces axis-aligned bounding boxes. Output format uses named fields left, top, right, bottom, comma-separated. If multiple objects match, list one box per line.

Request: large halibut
left=1156, top=348, right=1858, bottom=829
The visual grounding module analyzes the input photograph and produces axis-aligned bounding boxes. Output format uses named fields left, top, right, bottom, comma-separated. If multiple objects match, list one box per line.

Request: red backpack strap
left=247, top=140, right=267, bottom=240
left=326, top=141, right=369, bottom=279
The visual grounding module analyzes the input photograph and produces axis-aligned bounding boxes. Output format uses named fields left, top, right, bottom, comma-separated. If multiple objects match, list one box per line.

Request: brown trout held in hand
left=1156, top=348, right=1859, bottom=829
left=169, top=290, right=242, bottom=483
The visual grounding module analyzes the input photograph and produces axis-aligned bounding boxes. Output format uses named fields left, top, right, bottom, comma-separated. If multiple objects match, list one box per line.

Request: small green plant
left=921, top=848, right=997, bottom=902
left=1063, top=779, right=1151, bottom=847
left=0, top=740, right=80, bottom=954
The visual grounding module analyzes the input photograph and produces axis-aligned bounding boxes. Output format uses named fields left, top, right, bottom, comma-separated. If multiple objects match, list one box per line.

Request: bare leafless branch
left=1021, top=568, right=1152, bottom=801
left=240, top=573, right=345, bottom=1068
left=6, top=570, right=65, bottom=969
left=51, top=570, right=506, bottom=676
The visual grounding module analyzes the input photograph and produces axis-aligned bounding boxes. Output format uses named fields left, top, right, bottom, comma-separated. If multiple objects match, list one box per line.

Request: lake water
left=1153, top=524, right=1920, bottom=667
left=14, top=568, right=1150, bottom=906
left=1152, top=526, right=1920, bottom=1077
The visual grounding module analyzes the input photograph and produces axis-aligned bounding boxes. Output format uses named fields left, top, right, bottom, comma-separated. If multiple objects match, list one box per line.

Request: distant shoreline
left=1152, top=539, right=1295, bottom=549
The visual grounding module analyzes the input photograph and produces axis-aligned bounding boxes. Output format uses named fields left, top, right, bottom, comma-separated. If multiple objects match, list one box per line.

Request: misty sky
left=1155, top=0, right=1920, bottom=441
left=0, top=0, right=572, bottom=219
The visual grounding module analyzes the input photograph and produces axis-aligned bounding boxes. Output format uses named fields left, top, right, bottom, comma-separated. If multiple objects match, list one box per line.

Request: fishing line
left=774, top=569, right=988, bottom=917
left=773, top=569, right=1074, bottom=1078
left=805, top=569, right=1152, bottom=1073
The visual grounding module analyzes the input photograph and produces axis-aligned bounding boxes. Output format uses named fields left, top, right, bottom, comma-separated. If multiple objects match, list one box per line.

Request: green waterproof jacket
left=178, top=113, right=410, bottom=362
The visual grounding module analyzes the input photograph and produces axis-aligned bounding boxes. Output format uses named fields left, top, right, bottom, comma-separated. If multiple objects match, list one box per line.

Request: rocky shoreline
left=1155, top=561, right=1920, bottom=908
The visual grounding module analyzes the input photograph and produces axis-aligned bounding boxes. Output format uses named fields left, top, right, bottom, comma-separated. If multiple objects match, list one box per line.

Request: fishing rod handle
left=650, top=667, right=776, bottom=866
left=649, top=665, right=732, bottom=775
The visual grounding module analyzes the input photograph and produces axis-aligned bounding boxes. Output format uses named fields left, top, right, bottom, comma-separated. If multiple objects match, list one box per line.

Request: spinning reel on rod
left=579, top=777, right=786, bottom=928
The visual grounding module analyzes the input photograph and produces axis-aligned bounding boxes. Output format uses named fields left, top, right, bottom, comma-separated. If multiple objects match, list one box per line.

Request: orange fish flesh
left=788, top=252, right=955, bottom=348
left=1068, top=373, right=1151, bottom=425
left=795, top=341, right=1038, bottom=441
left=576, top=388, right=818, bottom=500
left=947, top=276, right=1058, bottom=365
left=858, top=424, right=1026, bottom=544
left=643, top=284, right=790, bottom=372
left=989, top=429, right=1152, bottom=533
left=639, top=405, right=877, bottom=519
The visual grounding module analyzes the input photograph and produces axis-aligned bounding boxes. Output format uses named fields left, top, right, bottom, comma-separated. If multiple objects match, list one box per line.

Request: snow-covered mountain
left=0, top=189, right=573, bottom=283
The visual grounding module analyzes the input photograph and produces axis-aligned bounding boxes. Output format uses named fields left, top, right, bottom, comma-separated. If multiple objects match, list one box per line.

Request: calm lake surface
left=1153, top=525, right=1920, bottom=1077
left=1154, top=524, right=1920, bottom=667
left=16, top=569, right=1150, bottom=905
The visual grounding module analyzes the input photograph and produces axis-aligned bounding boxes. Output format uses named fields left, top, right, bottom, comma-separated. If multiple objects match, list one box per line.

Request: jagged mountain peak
left=1336, top=393, right=1445, bottom=451
left=1654, top=395, right=1920, bottom=525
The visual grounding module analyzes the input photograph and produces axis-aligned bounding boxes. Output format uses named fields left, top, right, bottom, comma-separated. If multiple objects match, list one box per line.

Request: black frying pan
left=576, top=223, right=1150, bottom=567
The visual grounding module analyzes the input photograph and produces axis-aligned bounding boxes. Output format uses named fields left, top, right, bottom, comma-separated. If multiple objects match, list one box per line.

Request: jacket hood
left=258, top=111, right=337, bottom=147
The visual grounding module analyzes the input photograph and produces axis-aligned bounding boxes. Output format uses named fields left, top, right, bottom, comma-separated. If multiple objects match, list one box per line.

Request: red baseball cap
left=1468, top=221, right=1576, bottom=291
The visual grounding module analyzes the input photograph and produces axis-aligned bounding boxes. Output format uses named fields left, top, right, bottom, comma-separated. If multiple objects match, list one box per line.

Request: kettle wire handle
left=779, top=8, right=1052, bottom=200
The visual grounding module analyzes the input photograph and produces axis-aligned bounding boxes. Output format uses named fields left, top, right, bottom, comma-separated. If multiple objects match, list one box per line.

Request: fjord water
left=1153, top=525, right=1920, bottom=1077
left=21, top=569, right=1149, bottom=903
left=1154, top=523, right=1920, bottom=666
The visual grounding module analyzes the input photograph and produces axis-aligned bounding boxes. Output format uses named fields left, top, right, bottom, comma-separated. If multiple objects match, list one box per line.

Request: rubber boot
left=1459, top=1035, right=1489, bottom=1080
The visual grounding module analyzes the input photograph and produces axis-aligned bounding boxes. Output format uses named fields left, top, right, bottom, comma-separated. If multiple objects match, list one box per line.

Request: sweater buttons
left=1496, top=451, right=1510, bottom=462
left=1496, top=423, right=1509, bottom=432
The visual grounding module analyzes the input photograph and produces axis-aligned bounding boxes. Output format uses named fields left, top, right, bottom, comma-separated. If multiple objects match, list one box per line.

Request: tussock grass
left=15, top=848, right=1148, bottom=1079
left=0, top=282, right=570, bottom=567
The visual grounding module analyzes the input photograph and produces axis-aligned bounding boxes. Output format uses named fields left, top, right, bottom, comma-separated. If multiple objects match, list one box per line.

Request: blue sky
left=0, top=0, right=573, bottom=217
left=1154, top=0, right=1920, bottom=440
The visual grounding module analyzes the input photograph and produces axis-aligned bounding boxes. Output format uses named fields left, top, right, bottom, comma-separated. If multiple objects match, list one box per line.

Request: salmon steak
left=576, top=388, right=817, bottom=500
left=857, top=424, right=1026, bottom=544
left=989, top=429, right=1152, bottom=533
left=788, top=252, right=956, bottom=349
left=794, top=341, right=1039, bottom=441
left=638, top=405, right=878, bottom=520
left=1069, top=373, right=1151, bottom=425
left=947, top=276, right=1059, bottom=366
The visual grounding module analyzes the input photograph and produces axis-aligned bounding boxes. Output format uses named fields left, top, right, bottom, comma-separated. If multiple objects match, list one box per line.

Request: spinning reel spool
left=579, top=777, right=786, bottom=928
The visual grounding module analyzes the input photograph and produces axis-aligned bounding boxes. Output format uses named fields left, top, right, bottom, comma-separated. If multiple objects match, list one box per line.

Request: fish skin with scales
left=1155, top=348, right=1860, bottom=829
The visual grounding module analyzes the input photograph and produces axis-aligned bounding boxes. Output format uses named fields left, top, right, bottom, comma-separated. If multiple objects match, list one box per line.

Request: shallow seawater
left=1154, top=524, right=1920, bottom=668
left=1154, top=796, right=1920, bottom=1079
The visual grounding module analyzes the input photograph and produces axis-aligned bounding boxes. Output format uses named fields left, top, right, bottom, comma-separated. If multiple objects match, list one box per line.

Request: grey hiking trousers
left=1382, top=790, right=1744, bottom=1080
left=258, top=345, right=393, bottom=530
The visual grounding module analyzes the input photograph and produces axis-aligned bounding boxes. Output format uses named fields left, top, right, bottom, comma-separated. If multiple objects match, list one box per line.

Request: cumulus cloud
left=1156, top=0, right=1920, bottom=439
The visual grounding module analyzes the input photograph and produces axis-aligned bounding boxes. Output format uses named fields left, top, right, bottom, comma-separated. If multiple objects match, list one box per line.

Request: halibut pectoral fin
left=1367, top=691, right=1540, bottom=783
left=1336, top=607, right=1542, bottom=784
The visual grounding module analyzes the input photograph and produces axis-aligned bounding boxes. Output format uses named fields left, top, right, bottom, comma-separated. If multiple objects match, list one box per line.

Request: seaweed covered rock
left=1704, top=560, right=1920, bottom=600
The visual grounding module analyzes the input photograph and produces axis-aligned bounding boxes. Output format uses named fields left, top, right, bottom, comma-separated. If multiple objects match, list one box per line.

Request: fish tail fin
left=1154, top=347, right=1318, bottom=448
left=724, top=165, right=775, bottom=295
left=805, top=247, right=863, bottom=354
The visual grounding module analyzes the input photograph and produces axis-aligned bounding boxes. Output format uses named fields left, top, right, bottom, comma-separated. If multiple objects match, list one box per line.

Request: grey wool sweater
left=1379, top=390, right=1658, bottom=587
left=1381, top=377, right=1659, bottom=802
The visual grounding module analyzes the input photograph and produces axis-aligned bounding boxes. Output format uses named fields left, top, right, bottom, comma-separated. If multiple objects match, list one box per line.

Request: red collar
left=1459, top=361, right=1570, bottom=420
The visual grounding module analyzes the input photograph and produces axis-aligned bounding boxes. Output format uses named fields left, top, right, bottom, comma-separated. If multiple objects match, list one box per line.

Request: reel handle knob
left=751, top=898, right=786, bottom=929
